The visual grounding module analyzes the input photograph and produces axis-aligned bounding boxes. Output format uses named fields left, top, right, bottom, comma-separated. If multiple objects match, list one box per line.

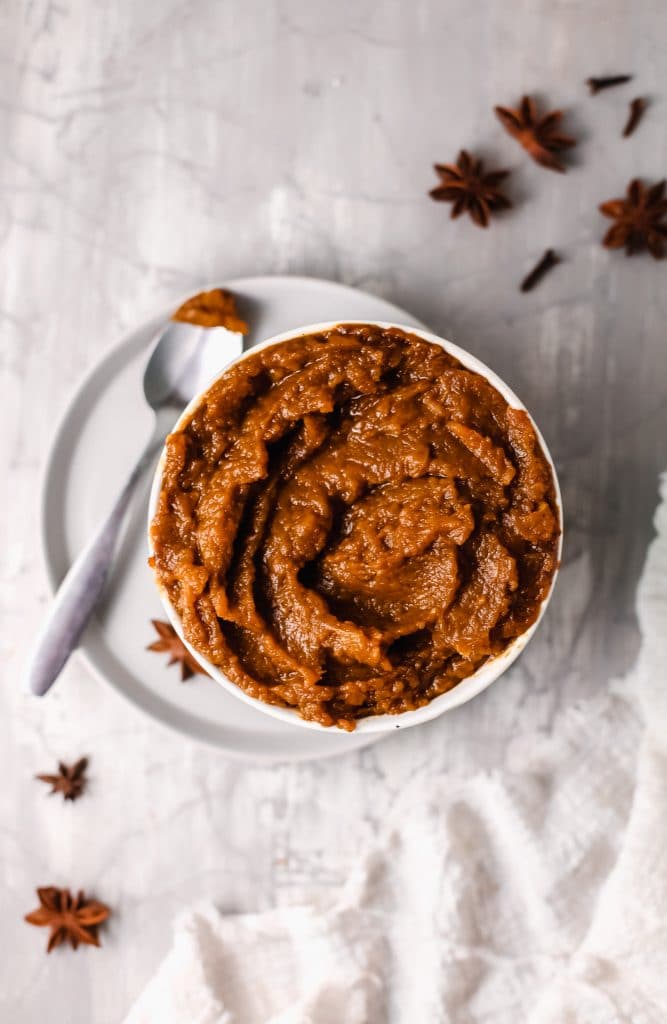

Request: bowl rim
left=147, top=320, right=563, bottom=735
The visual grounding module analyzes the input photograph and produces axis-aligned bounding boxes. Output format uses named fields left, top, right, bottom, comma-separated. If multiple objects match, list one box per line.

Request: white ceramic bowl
left=148, top=321, right=563, bottom=734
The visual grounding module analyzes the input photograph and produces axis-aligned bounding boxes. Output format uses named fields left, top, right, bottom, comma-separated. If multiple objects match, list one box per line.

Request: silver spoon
left=24, top=319, right=244, bottom=697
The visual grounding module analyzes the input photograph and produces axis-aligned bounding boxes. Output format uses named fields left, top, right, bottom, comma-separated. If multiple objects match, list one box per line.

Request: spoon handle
left=24, top=429, right=162, bottom=696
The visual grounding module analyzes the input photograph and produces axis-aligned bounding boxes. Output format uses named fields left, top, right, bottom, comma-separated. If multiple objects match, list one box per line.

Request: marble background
left=1, top=0, right=666, bottom=1019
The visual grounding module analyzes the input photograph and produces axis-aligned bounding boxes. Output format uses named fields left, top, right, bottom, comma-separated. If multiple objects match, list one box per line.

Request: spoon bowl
left=143, top=322, right=243, bottom=411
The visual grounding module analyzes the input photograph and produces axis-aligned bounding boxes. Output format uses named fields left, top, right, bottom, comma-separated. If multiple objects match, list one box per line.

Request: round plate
left=41, top=275, right=425, bottom=761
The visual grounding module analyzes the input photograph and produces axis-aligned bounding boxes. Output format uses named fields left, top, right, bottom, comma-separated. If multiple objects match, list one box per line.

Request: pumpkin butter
left=150, top=324, right=560, bottom=729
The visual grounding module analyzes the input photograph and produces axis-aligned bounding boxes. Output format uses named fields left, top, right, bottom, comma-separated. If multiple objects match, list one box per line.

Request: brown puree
left=172, top=288, right=248, bottom=334
left=150, top=324, right=560, bottom=730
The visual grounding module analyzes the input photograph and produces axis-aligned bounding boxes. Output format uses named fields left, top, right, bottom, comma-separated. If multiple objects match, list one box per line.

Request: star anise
left=172, top=288, right=248, bottom=333
left=599, top=178, right=667, bottom=259
left=25, top=887, right=110, bottom=952
left=36, top=757, right=88, bottom=802
left=494, top=95, right=576, bottom=173
left=429, top=150, right=511, bottom=227
left=147, top=619, right=208, bottom=681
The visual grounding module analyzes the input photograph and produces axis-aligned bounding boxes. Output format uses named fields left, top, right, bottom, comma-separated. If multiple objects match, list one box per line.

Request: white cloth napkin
left=125, top=474, right=667, bottom=1024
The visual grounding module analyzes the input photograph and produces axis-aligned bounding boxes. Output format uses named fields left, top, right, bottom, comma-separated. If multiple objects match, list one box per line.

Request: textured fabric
left=124, top=477, right=667, bottom=1024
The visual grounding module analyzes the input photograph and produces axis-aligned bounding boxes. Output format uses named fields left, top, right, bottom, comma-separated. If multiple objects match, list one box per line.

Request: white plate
left=41, top=275, right=425, bottom=762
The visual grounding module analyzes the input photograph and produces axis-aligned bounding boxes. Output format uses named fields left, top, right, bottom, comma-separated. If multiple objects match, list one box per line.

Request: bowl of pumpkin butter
left=148, top=321, right=562, bottom=733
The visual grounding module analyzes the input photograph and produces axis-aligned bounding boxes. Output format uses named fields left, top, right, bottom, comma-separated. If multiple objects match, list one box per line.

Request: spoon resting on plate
left=24, top=290, right=247, bottom=697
